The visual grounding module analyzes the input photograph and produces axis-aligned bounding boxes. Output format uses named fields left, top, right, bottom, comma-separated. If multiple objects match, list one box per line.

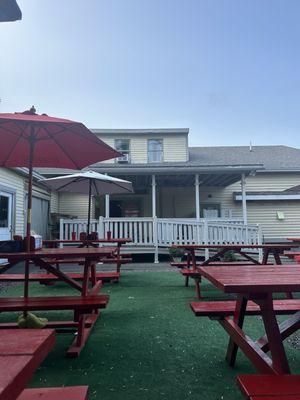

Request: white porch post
left=152, top=174, right=156, bottom=218
left=152, top=174, right=159, bottom=263
left=195, top=174, right=200, bottom=219
left=241, top=174, right=247, bottom=225
left=105, top=194, right=110, bottom=218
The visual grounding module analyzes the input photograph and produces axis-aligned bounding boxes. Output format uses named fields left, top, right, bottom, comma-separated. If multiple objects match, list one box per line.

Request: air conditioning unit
left=117, top=153, right=130, bottom=163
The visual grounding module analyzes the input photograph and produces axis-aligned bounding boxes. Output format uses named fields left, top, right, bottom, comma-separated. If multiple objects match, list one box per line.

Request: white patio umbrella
left=40, top=170, right=133, bottom=235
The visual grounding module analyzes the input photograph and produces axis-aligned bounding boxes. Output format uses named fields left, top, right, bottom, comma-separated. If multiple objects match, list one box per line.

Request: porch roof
left=91, top=163, right=263, bottom=187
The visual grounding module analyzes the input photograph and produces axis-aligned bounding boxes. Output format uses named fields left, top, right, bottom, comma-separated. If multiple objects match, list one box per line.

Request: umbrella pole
left=87, top=178, right=92, bottom=238
left=24, top=136, right=35, bottom=307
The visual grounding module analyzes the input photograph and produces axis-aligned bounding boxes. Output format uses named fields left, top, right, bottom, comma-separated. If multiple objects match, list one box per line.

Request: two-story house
left=36, top=128, right=300, bottom=261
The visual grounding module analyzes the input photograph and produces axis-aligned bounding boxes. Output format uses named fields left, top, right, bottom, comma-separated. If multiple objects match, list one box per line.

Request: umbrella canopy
left=40, top=170, right=133, bottom=195
left=40, top=171, right=133, bottom=234
left=0, top=110, right=119, bottom=169
left=0, top=107, right=120, bottom=301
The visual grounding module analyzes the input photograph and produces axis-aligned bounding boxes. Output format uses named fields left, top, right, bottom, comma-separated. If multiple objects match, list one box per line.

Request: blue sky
left=1, top=0, right=300, bottom=147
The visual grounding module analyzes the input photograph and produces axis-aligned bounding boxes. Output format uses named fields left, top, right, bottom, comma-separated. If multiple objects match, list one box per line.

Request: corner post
left=152, top=175, right=158, bottom=262
left=241, top=173, right=247, bottom=225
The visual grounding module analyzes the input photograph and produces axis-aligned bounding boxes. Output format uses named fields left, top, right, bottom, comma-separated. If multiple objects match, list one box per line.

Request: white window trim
left=147, top=138, right=164, bottom=163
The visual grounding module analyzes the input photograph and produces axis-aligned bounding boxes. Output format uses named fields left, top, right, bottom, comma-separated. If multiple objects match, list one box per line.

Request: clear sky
left=1, top=0, right=300, bottom=147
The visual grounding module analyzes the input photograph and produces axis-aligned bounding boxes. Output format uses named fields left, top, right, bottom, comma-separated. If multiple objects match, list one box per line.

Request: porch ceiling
left=99, top=172, right=247, bottom=191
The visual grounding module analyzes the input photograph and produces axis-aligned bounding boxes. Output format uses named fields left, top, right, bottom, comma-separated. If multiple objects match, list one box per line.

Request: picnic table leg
left=202, top=248, right=227, bottom=266
left=185, top=252, right=192, bottom=287
left=257, top=311, right=300, bottom=353
left=261, top=249, right=269, bottom=265
left=194, top=277, right=201, bottom=299
left=273, top=250, right=282, bottom=265
left=272, top=250, right=293, bottom=299
left=116, top=243, right=121, bottom=273
left=256, top=294, right=291, bottom=374
left=82, top=259, right=91, bottom=296
left=225, top=296, right=248, bottom=366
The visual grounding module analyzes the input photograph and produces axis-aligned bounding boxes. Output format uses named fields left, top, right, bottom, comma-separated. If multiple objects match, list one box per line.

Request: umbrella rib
left=50, top=176, right=85, bottom=191
left=1, top=123, right=29, bottom=166
left=52, top=122, right=120, bottom=152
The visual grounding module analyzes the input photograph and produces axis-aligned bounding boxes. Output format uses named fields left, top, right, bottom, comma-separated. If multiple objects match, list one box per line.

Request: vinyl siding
left=50, top=191, right=59, bottom=213
left=0, top=168, right=25, bottom=236
left=58, top=192, right=95, bottom=219
left=95, top=134, right=188, bottom=163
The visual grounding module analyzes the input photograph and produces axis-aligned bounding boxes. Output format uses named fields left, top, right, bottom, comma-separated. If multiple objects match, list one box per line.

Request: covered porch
left=59, top=164, right=263, bottom=262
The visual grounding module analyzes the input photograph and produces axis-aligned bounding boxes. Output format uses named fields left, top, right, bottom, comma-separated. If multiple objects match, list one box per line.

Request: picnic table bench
left=194, top=265, right=300, bottom=374
left=0, top=329, right=89, bottom=400
left=237, top=374, right=300, bottom=399
left=0, top=271, right=120, bottom=283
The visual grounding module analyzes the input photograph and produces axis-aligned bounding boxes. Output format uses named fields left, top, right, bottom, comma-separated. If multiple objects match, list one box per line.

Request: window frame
left=147, top=138, right=164, bottom=163
left=114, top=139, right=131, bottom=163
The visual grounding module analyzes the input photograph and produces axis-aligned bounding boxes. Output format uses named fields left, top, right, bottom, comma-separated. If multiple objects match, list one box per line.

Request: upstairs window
left=148, top=139, right=163, bottom=163
left=115, top=139, right=130, bottom=163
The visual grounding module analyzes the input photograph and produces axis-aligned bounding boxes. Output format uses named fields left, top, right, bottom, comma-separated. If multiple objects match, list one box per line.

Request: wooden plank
left=0, top=295, right=109, bottom=312
left=0, top=329, right=55, bottom=356
left=0, top=329, right=55, bottom=400
left=17, top=386, right=89, bottom=400
left=237, top=375, right=300, bottom=398
left=199, top=265, right=300, bottom=294
left=0, top=356, right=38, bottom=400
left=190, top=299, right=300, bottom=317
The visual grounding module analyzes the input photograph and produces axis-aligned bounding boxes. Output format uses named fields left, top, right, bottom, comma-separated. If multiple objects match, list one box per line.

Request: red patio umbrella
left=0, top=107, right=120, bottom=300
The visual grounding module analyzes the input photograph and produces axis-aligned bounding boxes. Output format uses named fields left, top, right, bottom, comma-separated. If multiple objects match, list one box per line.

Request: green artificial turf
left=2, top=271, right=300, bottom=400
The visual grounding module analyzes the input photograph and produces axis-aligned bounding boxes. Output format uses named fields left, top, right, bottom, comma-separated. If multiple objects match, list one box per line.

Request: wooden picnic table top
left=199, top=265, right=300, bottom=294
left=285, top=250, right=300, bottom=256
left=0, top=246, right=117, bottom=260
left=172, top=243, right=299, bottom=250
left=0, top=329, right=55, bottom=400
left=43, top=238, right=132, bottom=245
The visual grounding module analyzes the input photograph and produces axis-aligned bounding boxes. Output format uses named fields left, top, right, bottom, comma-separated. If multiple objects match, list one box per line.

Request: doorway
left=0, top=191, right=13, bottom=241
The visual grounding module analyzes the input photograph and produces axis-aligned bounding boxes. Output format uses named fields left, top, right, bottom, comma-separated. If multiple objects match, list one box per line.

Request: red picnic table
left=172, top=244, right=299, bottom=299
left=0, top=247, right=115, bottom=357
left=0, top=329, right=55, bottom=400
left=43, top=238, right=132, bottom=273
left=197, top=265, right=300, bottom=374
left=173, top=243, right=300, bottom=267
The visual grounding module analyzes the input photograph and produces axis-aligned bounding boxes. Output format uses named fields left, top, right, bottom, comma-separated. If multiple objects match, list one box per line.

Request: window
left=115, top=139, right=130, bottom=163
left=148, top=139, right=163, bottom=163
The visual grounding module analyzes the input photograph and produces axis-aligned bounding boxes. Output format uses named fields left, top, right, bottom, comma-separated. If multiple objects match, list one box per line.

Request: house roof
left=91, top=128, right=189, bottom=136
left=189, top=145, right=300, bottom=171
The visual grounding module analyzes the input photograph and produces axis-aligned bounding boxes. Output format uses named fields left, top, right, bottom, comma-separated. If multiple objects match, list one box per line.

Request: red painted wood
left=0, top=272, right=120, bottom=282
left=1, top=247, right=118, bottom=260
left=0, top=329, right=55, bottom=400
left=190, top=299, right=300, bottom=317
left=0, top=356, right=38, bottom=400
left=18, top=386, right=89, bottom=400
left=0, top=295, right=109, bottom=312
left=251, top=396, right=300, bottom=400
left=199, top=265, right=300, bottom=294
left=237, top=375, right=300, bottom=398
left=0, top=330, right=55, bottom=356
left=43, top=238, right=131, bottom=245
left=173, top=244, right=299, bottom=250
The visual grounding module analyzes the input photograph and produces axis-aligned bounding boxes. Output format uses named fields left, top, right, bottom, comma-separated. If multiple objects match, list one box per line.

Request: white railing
left=60, top=217, right=261, bottom=247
